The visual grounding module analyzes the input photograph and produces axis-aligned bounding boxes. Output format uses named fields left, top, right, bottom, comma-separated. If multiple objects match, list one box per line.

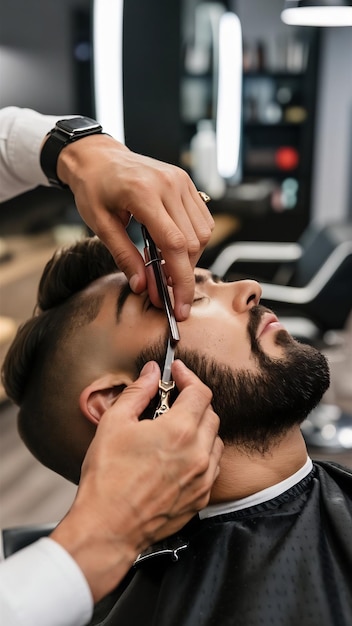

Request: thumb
left=106, top=361, right=161, bottom=423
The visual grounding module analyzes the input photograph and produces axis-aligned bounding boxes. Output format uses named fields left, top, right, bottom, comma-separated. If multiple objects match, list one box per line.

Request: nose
left=230, top=279, right=262, bottom=313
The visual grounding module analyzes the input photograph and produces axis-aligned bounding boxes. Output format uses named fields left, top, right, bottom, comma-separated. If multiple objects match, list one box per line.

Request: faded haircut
left=1, top=237, right=120, bottom=483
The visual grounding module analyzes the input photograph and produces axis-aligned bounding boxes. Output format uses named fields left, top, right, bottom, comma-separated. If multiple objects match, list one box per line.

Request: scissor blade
left=161, top=337, right=176, bottom=385
left=153, top=337, right=176, bottom=418
left=142, top=226, right=180, bottom=342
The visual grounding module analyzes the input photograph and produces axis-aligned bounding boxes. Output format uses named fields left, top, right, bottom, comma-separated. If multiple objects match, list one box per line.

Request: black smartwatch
left=40, top=116, right=103, bottom=188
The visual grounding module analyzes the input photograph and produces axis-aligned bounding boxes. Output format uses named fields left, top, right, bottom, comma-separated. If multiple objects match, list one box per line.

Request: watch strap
left=40, top=118, right=103, bottom=188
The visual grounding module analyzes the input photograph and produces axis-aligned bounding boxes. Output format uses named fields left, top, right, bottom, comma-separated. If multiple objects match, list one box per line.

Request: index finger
left=143, top=219, right=196, bottom=321
left=168, top=360, right=214, bottom=418
left=144, top=194, right=212, bottom=321
left=157, top=191, right=212, bottom=321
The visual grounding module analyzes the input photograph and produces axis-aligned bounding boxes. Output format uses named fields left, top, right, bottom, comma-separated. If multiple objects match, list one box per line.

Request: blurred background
left=0, top=0, right=351, bottom=533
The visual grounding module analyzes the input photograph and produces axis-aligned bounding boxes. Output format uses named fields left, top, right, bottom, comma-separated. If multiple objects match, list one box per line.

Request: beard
left=136, top=305, right=330, bottom=453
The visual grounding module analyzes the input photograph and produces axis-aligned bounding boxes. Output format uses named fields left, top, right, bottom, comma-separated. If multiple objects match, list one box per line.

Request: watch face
left=57, top=117, right=102, bottom=136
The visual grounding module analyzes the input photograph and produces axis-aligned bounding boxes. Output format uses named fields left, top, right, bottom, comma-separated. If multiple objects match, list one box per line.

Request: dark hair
left=1, top=237, right=119, bottom=482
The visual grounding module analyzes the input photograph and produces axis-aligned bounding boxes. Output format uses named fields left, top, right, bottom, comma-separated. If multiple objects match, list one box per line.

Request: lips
left=256, top=312, right=282, bottom=339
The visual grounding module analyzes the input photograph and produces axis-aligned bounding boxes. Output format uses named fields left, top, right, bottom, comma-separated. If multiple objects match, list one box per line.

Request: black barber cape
left=91, top=462, right=352, bottom=626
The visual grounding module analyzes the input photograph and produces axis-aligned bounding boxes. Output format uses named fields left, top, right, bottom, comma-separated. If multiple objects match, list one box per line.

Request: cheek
left=111, top=333, right=140, bottom=371
left=179, top=314, right=257, bottom=372
left=110, top=319, right=167, bottom=375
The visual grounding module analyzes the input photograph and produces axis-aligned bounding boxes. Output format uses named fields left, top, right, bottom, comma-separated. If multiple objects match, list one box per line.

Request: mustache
left=247, top=305, right=275, bottom=352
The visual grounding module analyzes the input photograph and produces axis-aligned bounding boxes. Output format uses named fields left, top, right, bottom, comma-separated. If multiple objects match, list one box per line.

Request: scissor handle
left=153, top=381, right=176, bottom=419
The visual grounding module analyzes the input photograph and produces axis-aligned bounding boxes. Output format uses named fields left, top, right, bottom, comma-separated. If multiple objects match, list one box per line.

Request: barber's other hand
left=56, top=134, right=214, bottom=321
left=50, top=360, right=222, bottom=602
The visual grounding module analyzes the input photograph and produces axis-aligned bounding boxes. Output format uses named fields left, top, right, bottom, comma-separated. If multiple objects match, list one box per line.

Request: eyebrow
left=195, top=272, right=222, bottom=285
left=116, top=280, right=134, bottom=322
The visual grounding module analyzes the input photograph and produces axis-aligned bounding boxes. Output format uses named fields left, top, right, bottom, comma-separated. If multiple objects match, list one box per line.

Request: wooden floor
left=0, top=232, right=351, bottom=536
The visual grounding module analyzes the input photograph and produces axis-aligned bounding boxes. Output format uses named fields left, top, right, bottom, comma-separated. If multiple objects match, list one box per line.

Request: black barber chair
left=210, top=221, right=352, bottom=452
left=210, top=221, right=352, bottom=344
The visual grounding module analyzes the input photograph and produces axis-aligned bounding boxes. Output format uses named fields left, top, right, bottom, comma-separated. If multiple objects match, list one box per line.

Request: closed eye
left=192, top=295, right=210, bottom=306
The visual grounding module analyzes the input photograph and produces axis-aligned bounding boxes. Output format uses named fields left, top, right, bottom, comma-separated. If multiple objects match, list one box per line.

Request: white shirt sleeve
left=0, top=537, right=93, bottom=626
left=0, top=107, right=67, bottom=203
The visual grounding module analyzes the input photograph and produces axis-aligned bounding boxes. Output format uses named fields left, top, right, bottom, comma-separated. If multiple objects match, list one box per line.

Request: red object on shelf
left=275, top=146, right=299, bottom=170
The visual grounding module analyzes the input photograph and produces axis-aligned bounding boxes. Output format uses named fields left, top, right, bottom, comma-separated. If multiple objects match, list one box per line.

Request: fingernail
left=129, top=274, right=140, bottom=293
left=180, top=304, right=191, bottom=320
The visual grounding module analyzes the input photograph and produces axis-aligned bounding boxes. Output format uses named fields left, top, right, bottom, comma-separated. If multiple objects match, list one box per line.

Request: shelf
left=244, top=121, right=306, bottom=129
left=243, top=71, right=306, bottom=80
left=243, top=169, right=300, bottom=178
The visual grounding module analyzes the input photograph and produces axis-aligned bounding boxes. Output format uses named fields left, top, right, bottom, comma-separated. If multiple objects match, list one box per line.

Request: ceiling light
left=93, top=0, right=125, bottom=141
left=216, top=12, right=242, bottom=180
left=281, top=1, right=352, bottom=26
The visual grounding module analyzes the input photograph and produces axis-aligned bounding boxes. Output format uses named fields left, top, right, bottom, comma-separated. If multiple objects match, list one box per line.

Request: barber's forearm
left=0, top=107, right=58, bottom=202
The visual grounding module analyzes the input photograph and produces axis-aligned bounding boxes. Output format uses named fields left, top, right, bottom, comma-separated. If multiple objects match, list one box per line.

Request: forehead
left=82, top=272, right=129, bottom=324
left=99, top=272, right=131, bottom=314
left=106, top=272, right=127, bottom=289
left=86, top=271, right=128, bottom=295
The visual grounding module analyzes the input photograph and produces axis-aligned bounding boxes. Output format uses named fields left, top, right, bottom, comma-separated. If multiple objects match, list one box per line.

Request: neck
left=210, top=426, right=308, bottom=503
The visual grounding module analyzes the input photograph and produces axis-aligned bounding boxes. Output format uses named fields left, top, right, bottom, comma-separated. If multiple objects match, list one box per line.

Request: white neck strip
left=199, top=456, right=313, bottom=520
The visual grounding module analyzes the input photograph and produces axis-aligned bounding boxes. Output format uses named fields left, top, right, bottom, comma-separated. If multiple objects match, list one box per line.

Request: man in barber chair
left=2, top=237, right=352, bottom=626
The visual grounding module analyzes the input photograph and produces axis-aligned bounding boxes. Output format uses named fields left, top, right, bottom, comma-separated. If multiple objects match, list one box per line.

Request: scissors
left=142, top=225, right=179, bottom=418
left=141, top=191, right=210, bottom=418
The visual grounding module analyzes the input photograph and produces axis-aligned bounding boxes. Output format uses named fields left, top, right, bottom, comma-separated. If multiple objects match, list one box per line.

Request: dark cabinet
left=228, top=30, right=321, bottom=242
left=179, top=17, right=320, bottom=243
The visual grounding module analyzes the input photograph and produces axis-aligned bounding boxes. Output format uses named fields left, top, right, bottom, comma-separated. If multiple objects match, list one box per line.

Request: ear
left=79, top=373, right=134, bottom=425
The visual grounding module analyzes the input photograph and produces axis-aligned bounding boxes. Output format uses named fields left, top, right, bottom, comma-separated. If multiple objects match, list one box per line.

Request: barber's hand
left=50, top=360, right=222, bottom=602
left=56, top=134, right=214, bottom=321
